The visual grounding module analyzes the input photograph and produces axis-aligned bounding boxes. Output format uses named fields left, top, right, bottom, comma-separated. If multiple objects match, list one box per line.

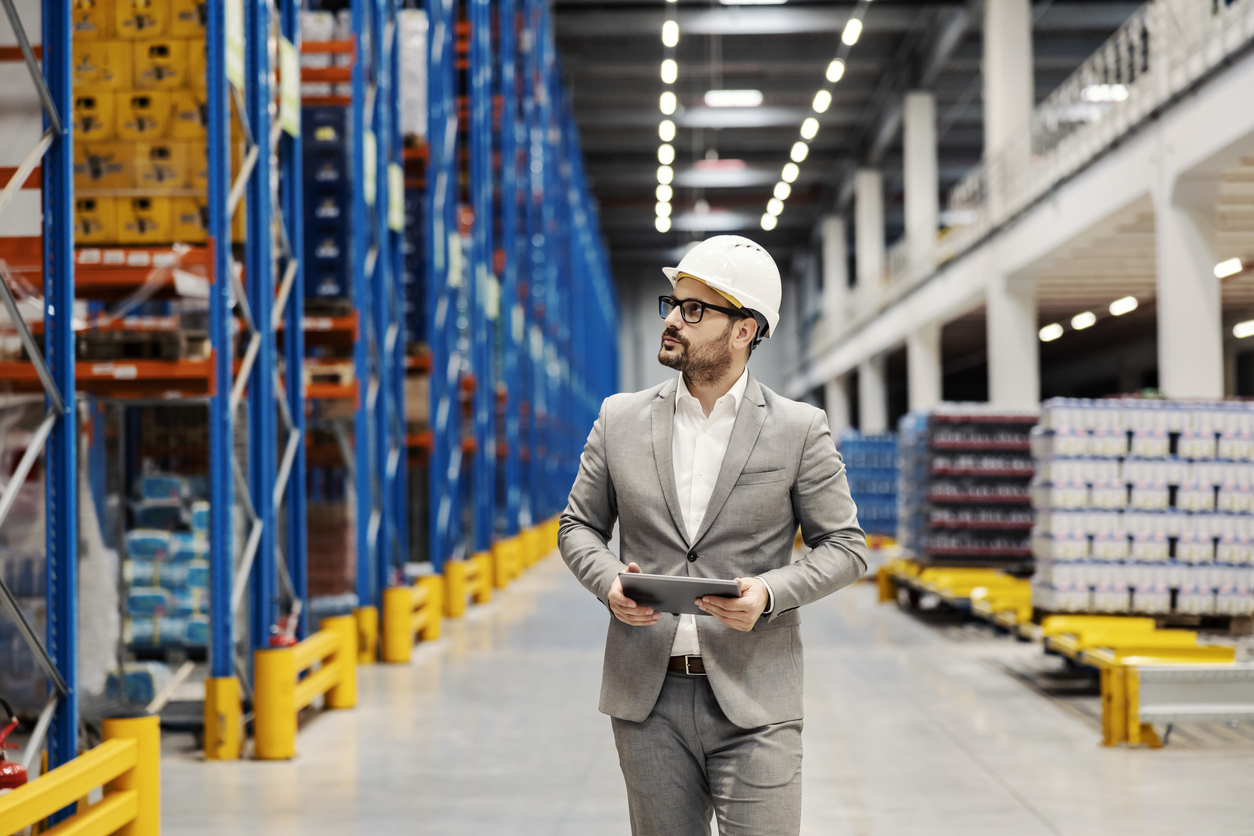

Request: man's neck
left=684, top=362, right=746, bottom=418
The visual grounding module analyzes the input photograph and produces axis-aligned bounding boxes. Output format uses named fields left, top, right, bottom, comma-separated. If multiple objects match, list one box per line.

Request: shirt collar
left=676, top=367, right=749, bottom=416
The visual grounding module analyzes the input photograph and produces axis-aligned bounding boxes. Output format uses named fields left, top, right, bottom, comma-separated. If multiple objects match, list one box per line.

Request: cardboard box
left=74, top=142, right=136, bottom=189
left=171, top=197, right=207, bottom=243
left=134, top=39, right=188, bottom=89
left=117, top=89, right=171, bottom=140
left=72, top=0, right=114, bottom=40
left=74, top=90, right=116, bottom=141
left=186, top=38, right=206, bottom=88
left=116, top=0, right=168, bottom=39
left=72, top=42, right=133, bottom=89
left=405, top=375, right=430, bottom=425
left=135, top=142, right=190, bottom=189
left=170, top=89, right=206, bottom=139
left=168, top=0, right=204, bottom=37
left=75, top=196, right=118, bottom=245
left=117, top=196, right=173, bottom=244
left=186, top=140, right=207, bottom=190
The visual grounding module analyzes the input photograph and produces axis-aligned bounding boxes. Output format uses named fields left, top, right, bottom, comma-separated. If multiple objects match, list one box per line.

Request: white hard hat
left=663, top=235, right=781, bottom=342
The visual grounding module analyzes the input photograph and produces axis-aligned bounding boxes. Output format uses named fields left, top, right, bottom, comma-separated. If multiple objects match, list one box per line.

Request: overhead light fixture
left=662, top=20, right=679, bottom=48
left=657, top=165, right=674, bottom=185
left=761, top=213, right=777, bottom=231
left=773, top=182, right=791, bottom=200
left=1081, top=84, right=1129, bottom=103
left=659, top=119, right=676, bottom=142
left=719, top=0, right=786, bottom=4
left=660, top=91, right=677, bottom=115
left=812, top=90, right=831, bottom=113
left=658, top=144, right=675, bottom=165
left=656, top=184, right=673, bottom=202
left=1235, top=319, right=1254, bottom=339
left=1039, top=323, right=1064, bottom=342
left=656, top=201, right=672, bottom=218
left=656, top=216, right=672, bottom=232
left=1215, top=257, right=1245, bottom=279
left=826, top=59, right=845, bottom=83
left=1071, top=311, right=1097, bottom=330
left=790, top=141, right=808, bottom=163
left=800, top=117, right=819, bottom=140
left=703, top=89, right=763, bottom=108
left=1109, top=296, right=1138, bottom=316
left=841, top=17, right=862, bottom=46
left=781, top=162, right=799, bottom=183
left=661, top=59, right=677, bottom=85
left=767, top=198, right=784, bottom=217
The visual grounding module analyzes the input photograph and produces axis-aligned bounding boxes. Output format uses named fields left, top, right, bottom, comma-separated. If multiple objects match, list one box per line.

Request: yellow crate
left=118, top=196, right=173, bottom=244
left=72, top=0, right=114, bottom=40
left=171, top=197, right=207, bottom=243
left=184, top=140, right=207, bottom=190
left=170, top=89, right=206, bottom=139
left=72, top=41, right=133, bottom=89
left=73, top=90, right=116, bottom=141
left=187, top=38, right=206, bottom=88
left=74, top=142, right=136, bottom=190
left=116, top=0, right=168, bottom=39
left=135, top=142, right=191, bottom=189
left=117, top=89, right=172, bottom=140
left=168, top=0, right=204, bottom=37
left=134, top=39, right=189, bottom=89
left=75, top=196, right=118, bottom=245
left=232, top=199, right=245, bottom=243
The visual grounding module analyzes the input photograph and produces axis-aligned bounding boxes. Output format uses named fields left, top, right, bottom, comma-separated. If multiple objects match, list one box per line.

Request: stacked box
left=402, top=187, right=426, bottom=343
left=303, top=105, right=353, bottom=302
left=838, top=429, right=898, bottom=537
left=1030, top=398, right=1254, bottom=616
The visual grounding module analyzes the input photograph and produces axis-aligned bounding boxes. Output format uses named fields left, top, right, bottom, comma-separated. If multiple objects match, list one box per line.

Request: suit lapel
left=692, top=373, right=767, bottom=546
left=651, top=378, right=689, bottom=547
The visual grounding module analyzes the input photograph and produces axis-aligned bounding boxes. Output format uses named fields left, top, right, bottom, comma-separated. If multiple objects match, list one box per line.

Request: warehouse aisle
left=161, top=556, right=1254, bottom=836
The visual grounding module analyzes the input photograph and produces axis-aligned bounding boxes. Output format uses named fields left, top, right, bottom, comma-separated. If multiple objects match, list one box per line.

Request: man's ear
left=737, top=316, right=758, bottom=348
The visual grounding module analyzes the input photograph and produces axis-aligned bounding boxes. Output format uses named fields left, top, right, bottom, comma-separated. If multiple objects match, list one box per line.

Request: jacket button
left=687, top=551, right=698, bottom=562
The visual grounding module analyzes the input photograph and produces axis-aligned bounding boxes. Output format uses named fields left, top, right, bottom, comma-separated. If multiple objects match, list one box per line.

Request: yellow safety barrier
left=1039, top=615, right=1156, bottom=639
left=204, top=676, right=242, bottom=760
left=491, top=536, right=524, bottom=588
left=354, top=605, right=379, bottom=664
left=254, top=615, right=357, bottom=760
left=0, top=714, right=159, bottom=836
left=971, top=584, right=1033, bottom=627
left=522, top=526, right=544, bottom=568
left=444, top=552, right=493, bottom=617
left=382, top=576, right=445, bottom=663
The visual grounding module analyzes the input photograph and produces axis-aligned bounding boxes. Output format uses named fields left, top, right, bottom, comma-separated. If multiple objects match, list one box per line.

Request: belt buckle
left=684, top=655, right=705, bottom=676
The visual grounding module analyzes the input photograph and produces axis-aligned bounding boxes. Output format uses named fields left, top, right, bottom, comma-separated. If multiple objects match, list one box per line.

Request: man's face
left=658, top=276, right=738, bottom=385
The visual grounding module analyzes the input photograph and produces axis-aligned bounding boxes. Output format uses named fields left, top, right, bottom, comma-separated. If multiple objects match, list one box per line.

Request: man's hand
left=696, top=578, right=768, bottom=632
left=608, top=562, right=659, bottom=627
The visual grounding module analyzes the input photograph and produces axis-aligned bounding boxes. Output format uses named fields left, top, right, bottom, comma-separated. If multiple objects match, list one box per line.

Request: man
left=559, top=234, right=867, bottom=836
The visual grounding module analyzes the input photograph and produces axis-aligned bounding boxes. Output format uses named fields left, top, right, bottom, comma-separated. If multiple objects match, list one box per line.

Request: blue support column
left=469, top=0, right=494, bottom=551
left=387, top=0, right=409, bottom=587
left=497, top=0, right=522, bottom=537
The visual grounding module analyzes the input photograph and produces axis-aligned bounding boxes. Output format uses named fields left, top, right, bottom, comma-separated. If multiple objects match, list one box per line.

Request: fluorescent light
left=773, top=182, right=791, bottom=200
left=662, top=20, right=679, bottom=47
left=1215, top=258, right=1244, bottom=278
left=761, top=213, right=777, bottom=231
left=657, top=165, right=674, bottom=185
left=1109, top=296, right=1138, bottom=316
left=661, top=59, right=678, bottom=84
left=660, top=91, right=677, bottom=115
left=719, top=0, right=786, bottom=4
left=800, top=117, right=819, bottom=140
left=703, top=89, right=763, bottom=108
left=656, top=201, right=672, bottom=218
left=812, top=90, right=831, bottom=113
left=659, top=119, right=676, bottom=142
left=841, top=18, right=862, bottom=46
left=656, top=216, right=672, bottom=233
left=826, top=59, right=845, bottom=83
left=1081, top=84, right=1128, bottom=103
left=1039, top=323, right=1064, bottom=342
left=658, top=144, right=675, bottom=165
left=790, top=141, right=808, bottom=163
left=767, top=198, right=784, bottom=217
left=1071, top=311, right=1097, bottom=330
left=656, top=184, right=673, bottom=202
left=781, top=163, right=799, bottom=183
left=1235, top=319, right=1254, bottom=339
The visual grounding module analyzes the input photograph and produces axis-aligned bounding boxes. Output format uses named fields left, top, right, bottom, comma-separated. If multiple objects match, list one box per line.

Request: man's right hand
left=608, top=562, right=659, bottom=627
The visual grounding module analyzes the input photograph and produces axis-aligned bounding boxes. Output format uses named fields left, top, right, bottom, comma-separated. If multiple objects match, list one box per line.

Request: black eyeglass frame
left=658, top=295, right=748, bottom=326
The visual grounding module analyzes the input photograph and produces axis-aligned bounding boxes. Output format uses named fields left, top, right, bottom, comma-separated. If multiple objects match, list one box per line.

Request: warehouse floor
left=161, top=554, right=1254, bottom=835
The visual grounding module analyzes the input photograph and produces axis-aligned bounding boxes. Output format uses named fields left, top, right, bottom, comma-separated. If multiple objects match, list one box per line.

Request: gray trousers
left=611, top=670, right=803, bottom=836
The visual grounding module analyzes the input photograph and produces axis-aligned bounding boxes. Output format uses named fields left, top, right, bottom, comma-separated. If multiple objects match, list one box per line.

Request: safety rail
left=444, top=554, right=494, bottom=618
left=254, top=615, right=357, bottom=760
left=382, top=576, right=445, bottom=663
left=491, top=535, right=526, bottom=588
left=0, top=715, right=159, bottom=836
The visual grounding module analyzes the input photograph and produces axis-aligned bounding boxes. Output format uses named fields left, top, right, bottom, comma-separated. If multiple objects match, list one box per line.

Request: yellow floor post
left=523, top=527, right=542, bottom=567
left=491, top=541, right=511, bottom=589
left=102, top=714, right=160, bottom=836
left=445, top=560, right=468, bottom=617
left=324, top=615, right=358, bottom=708
left=381, top=587, right=414, bottom=664
left=354, top=605, right=378, bottom=664
left=877, top=569, right=897, bottom=603
left=471, top=552, right=493, bottom=604
left=203, top=676, right=242, bottom=760
left=418, top=576, right=443, bottom=641
left=253, top=647, right=297, bottom=760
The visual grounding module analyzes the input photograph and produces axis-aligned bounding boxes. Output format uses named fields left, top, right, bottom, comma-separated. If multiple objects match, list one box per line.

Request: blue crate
left=301, top=105, right=350, bottom=150
left=306, top=266, right=350, bottom=299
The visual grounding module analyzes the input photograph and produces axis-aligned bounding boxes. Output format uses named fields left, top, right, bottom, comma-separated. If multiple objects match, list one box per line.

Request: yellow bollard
left=382, top=587, right=415, bottom=664
left=417, top=575, right=444, bottom=641
left=253, top=646, right=297, bottom=760
left=354, top=606, right=378, bottom=664
left=471, top=552, right=494, bottom=604
left=203, top=676, right=242, bottom=760
left=490, top=540, right=512, bottom=589
left=523, top=526, right=543, bottom=567
left=102, top=714, right=160, bottom=836
left=323, top=615, right=358, bottom=709
left=445, top=560, right=468, bottom=617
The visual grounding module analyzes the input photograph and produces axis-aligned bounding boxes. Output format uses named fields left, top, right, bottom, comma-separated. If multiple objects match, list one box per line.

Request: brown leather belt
left=668, top=655, right=706, bottom=675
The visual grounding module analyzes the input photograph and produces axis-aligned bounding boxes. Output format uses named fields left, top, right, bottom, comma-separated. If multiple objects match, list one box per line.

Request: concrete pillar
left=903, top=92, right=938, bottom=275
left=824, top=375, right=851, bottom=437
left=821, top=215, right=849, bottom=327
left=907, top=322, right=943, bottom=411
left=858, top=355, right=888, bottom=433
left=855, top=169, right=885, bottom=308
left=986, top=273, right=1039, bottom=408
left=983, top=0, right=1033, bottom=211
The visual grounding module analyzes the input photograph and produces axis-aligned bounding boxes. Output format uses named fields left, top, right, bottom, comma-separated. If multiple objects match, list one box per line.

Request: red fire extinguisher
left=0, top=697, right=28, bottom=791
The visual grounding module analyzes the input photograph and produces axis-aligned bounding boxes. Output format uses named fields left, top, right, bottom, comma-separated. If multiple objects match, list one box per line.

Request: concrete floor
left=162, top=556, right=1254, bottom=835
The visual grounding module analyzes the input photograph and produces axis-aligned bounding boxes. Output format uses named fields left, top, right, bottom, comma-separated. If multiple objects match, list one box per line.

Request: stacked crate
left=302, top=104, right=354, bottom=306
left=838, top=429, right=898, bottom=537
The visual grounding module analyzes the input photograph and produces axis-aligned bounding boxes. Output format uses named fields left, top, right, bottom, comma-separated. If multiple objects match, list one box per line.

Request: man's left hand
left=696, top=578, right=768, bottom=632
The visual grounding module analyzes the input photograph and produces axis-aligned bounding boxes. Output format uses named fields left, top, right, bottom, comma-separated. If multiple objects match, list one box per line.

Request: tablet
left=618, top=572, right=742, bottom=616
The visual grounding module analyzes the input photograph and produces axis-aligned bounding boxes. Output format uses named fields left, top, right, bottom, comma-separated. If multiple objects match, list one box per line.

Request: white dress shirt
left=670, top=369, right=772, bottom=657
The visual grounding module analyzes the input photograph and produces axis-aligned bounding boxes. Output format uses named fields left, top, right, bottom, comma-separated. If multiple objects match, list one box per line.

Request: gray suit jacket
left=559, top=372, right=867, bottom=729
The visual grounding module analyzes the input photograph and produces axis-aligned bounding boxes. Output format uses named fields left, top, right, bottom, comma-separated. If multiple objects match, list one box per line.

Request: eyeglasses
left=658, top=295, right=747, bottom=326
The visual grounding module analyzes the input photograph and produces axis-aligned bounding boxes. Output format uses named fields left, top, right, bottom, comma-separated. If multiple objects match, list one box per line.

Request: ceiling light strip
left=657, top=8, right=679, bottom=233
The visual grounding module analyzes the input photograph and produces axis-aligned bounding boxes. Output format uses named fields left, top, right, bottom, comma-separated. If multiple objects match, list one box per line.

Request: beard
left=657, top=321, right=734, bottom=387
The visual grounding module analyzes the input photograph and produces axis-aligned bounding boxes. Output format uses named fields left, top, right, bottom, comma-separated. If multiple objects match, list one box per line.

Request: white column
left=820, top=215, right=848, bottom=330
left=983, top=0, right=1033, bottom=213
left=907, top=322, right=943, bottom=411
left=824, top=375, right=851, bottom=437
left=986, top=273, right=1039, bottom=408
left=903, top=91, right=938, bottom=275
left=855, top=169, right=885, bottom=308
left=858, top=355, right=888, bottom=433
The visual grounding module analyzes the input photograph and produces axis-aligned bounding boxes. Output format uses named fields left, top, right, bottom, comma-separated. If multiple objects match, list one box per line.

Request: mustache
left=662, top=327, right=688, bottom=347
